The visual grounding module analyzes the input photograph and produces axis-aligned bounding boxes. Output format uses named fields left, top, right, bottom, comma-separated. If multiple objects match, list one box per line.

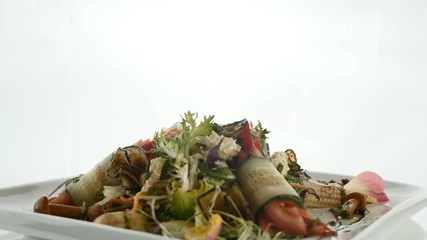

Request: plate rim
left=0, top=172, right=426, bottom=240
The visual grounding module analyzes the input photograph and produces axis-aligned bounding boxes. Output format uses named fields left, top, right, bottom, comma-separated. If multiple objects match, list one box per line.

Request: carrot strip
left=119, top=196, right=134, bottom=205
left=131, top=191, right=147, bottom=213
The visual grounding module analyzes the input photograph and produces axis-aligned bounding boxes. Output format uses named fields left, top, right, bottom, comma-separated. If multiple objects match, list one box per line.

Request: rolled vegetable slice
left=65, top=153, right=121, bottom=206
left=237, top=157, right=302, bottom=215
left=237, top=157, right=336, bottom=237
left=63, top=146, right=150, bottom=206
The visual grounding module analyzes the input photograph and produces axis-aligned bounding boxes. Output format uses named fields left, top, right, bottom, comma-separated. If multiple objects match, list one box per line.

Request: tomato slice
left=258, top=200, right=337, bottom=237
left=238, top=122, right=253, bottom=154
left=253, top=139, right=262, bottom=152
left=133, top=139, right=156, bottom=160
left=262, top=200, right=307, bottom=236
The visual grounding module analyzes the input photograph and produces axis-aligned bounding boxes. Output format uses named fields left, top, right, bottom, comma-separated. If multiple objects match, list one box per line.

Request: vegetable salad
left=34, top=112, right=389, bottom=239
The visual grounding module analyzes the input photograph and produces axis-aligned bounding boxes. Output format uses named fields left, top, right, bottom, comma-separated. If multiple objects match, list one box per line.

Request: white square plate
left=0, top=172, right=426, bottom=240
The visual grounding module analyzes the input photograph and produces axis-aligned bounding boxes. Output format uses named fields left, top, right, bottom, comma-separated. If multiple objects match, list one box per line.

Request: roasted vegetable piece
left=64, top=146, right=149, bottom=206
left=34, top=195, right=104, bottom=221
left=302, top=179, right=344, bottom=208
left=273, top=149, right=344, bottom=209
left=93, top=211, right=149, bottom=231
left=237, top=157, right=336, bottom=237
left=300, top=171, right=388, bottom=209
left=185, top=213, right=222, bottom=240
left=341, top=192, right=367, bottom=219
left=213, top=119, right=247, bottom=138
left=223, top=184, right=253, bottom=220
left=106, top=146, right=150, bottom=190
left=197, top=184, right=252, bottom=222
left=65, top=153, right=122, bottom=206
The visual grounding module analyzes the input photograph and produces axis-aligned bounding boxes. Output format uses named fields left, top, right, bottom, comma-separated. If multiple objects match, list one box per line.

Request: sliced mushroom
left=285, top=149, right=297, bottom=162
left=341, top=192, right=367, bottom=219
left=34, top=195, right=50, bottom=214
left=49, top=204, right=82, bottom=219
left=285, top=149, right=302, bottom=171
left=34, top=195, right=104, bottom=221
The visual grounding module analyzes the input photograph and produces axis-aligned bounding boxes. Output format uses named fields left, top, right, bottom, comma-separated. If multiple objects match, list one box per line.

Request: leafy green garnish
left=251, top=121, right=270, bottom=143
left=153, top=111, right=215, bottom=193
left=170, top=190, right=195, bottom=220
left=181, top=111, right=215, bottom=140
left=198, top=161, right=235, bottom=184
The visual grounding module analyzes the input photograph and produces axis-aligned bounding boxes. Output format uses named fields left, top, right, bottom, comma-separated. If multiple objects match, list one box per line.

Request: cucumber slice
left=237, top=157, right=303, bottom=219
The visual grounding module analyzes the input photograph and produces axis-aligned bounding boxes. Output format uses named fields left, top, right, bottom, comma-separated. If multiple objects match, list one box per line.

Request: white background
left=1, top=0, right=427, bottom=237
left=1, top=0, right=427, bottom=194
